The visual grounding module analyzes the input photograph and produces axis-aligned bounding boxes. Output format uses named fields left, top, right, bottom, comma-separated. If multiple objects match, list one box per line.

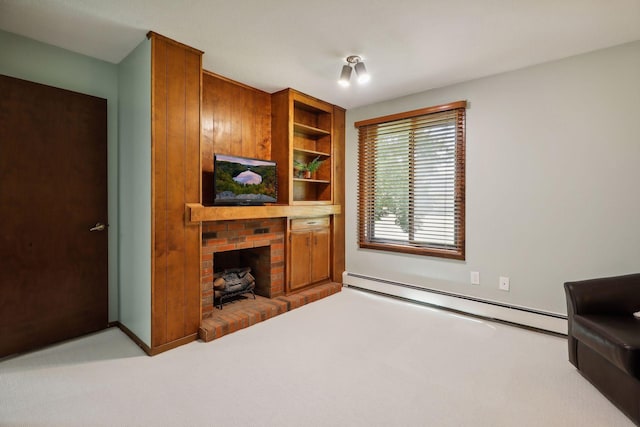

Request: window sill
left=359, top=241, right=465, bottom=260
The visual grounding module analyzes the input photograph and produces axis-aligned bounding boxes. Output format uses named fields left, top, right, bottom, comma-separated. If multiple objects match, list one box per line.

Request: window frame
left=355, top=101, right=467, bottom=260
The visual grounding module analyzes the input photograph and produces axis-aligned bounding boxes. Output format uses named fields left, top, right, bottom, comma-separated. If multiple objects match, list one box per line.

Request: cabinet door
left=310, top=228, right=330, bottom=283
left=290, top=230, right=311, bottom=290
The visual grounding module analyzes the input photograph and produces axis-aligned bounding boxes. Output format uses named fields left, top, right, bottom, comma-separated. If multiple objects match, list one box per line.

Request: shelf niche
left=272, top=89, right=334, bottom=205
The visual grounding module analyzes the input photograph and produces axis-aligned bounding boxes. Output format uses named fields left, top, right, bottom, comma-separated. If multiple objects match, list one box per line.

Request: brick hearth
left=199, top=282, right=342, bottom=342
left=199, top=217, right=342, bottom=342
left=201, top=218, right=285, bottom=319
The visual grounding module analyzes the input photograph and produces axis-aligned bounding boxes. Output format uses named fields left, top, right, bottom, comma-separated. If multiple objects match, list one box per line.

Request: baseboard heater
left=343, top=272, right=567, bottom=335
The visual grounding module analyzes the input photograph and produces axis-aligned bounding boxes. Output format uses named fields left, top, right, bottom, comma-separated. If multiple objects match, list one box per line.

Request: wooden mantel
left=186, top=203, right=341, bottom=223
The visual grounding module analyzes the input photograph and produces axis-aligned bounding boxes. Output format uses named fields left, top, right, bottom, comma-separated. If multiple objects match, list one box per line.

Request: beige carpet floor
left=0, top=287, right=633, bottom=426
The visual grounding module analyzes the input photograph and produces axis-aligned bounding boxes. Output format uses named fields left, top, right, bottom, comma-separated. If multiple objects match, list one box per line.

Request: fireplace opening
left=213, top=246, right=271, bottom=308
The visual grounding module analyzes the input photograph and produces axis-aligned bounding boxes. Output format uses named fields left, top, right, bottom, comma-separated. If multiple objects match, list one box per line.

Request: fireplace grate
left=213, top=267, right=256, bottom=309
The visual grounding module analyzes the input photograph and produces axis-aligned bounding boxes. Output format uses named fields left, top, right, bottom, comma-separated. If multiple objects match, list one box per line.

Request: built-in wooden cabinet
left=288, top=217, right=331, bottom=292
left=191, top=82, right=345, bottom=297
left=272, top=89, right=334, bottom=205
left=149, top=32, right=202, bottom=355
left=118, top=32, right=344, bottom=355
left=271, top=89, right=344, bottom=293
left=271, top=88, right=344, bottom=294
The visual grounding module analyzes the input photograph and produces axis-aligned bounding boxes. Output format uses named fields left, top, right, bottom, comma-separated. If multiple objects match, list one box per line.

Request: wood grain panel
left=151, top=36, right=168, bottom=347
left=216, top=78, right=232, bottom=155
left=185, top=50, right=202, bottom=332
left=149, top=32, right=202, bottom=349
left=258, top=100, right=271, bottom=160
left=270, top=89, right=292, bottom=204
left=201, top=71, right=271, bottom=205
left=294, top=108, right=319, bottom=128
left=332, top=106, right=346, bottom=282
left=230, top=84, right=243, bottom=156
left=201, top=77, right=214, bottom=171
left=210, top=74, right=231, bottom=160
left=311, top=228, right=330, bottom=283
left=186, top=203, right=341, bottom=222
left=289, top=231, right=311, bottom=290
left=241, top=86, right=255, bottom=157
left=165, top=41, right=188, bottom=343
left=202, top=74, right=226, bottom=205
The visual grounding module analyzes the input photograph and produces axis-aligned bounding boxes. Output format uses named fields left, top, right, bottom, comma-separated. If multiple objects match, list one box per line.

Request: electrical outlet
left=499, top=276, right=510, bottom=291
left=470, top=271, right=480, bottom=285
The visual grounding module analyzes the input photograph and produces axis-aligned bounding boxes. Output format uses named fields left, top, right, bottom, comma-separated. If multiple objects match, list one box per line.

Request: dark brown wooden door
left=0, top=75, right=108, bottom=357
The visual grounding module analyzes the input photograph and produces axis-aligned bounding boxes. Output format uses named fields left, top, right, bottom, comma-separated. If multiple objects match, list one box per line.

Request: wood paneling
left=149, top=32, right=202, bottom=350
left=151, top=34, right=168, bottom=347
left=201, top=71, right=271, bottom=205
left=185, top=50, right=202, bottom=334
left=311, top=228, right=330, bottom=283
left=287, top=221, right=330, bottom=293
left=135, top=32, right=345, bottom=354
left=332, top=107, right=346, bottom=282
left=289, top=231, right=311, bottom=290
left=165, top=41, right=187, bottom=342
left=270, top=89, right=292, bottom=205
left=186, top=203, right=341, bottom=222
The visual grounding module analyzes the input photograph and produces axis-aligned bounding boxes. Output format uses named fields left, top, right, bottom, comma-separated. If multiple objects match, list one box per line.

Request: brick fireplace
left=201, top=218, right=285, bottom=319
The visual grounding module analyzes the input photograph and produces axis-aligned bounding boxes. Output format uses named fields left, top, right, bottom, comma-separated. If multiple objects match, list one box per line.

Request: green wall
left=117, top=38, right=152, bottom=346
left=0, top=30, right=120, bottom=321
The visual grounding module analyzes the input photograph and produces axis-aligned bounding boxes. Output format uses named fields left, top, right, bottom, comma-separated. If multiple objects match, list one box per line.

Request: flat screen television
left=213, top=154, right=277, bottom=205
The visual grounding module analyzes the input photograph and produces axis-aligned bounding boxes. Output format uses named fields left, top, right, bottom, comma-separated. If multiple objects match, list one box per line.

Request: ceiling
left=1, top=0, right=639, bottom=109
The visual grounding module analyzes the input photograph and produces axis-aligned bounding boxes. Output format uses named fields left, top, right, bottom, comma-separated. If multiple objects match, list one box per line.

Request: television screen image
left=214, top=154, right=277, bottom=205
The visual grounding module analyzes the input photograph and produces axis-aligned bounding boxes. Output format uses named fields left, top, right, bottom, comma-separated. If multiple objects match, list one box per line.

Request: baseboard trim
left=113, top=321, right=152, bottom=355
left=148, top=334, right=198, bottom=356
left=114, top=322, right=198, bottom=356
left=343, top=272, right=567, bottom=335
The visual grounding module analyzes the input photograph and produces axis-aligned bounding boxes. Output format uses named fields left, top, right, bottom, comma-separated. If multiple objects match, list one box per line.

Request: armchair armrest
left=564, top=273, right=640, bottom=366
left=564, top=273, right=640, bottom=316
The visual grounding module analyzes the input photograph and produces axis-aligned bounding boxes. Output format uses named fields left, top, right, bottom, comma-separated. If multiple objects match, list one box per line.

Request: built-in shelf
left=293, top=178, right=331, bottom=184
left=272, top=89, right=334, bottom=205
left=186, top=203, right=341, bottom=223
left=293, top=122, right=330, bottom=137
left=293, top=147, right=330, bottom=158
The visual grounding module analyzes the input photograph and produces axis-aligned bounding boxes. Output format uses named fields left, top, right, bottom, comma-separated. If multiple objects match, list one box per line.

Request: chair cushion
left=573, top=314, right=640, bottom=379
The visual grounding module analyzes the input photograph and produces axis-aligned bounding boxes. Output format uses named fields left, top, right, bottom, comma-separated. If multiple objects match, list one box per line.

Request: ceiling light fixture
left=338, top=64, right=352, bottom=87
left=338, top=55, right=370, bottom=87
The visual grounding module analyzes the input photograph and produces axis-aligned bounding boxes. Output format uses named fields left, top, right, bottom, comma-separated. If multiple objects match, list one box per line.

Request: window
left=356, top=101, right=466, bottom=259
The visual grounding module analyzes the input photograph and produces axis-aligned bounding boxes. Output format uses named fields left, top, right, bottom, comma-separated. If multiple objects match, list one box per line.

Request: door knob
left=89, top=222, right=106, bottom=232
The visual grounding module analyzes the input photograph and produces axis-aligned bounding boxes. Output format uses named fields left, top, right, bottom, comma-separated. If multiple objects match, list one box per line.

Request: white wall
left=346, top=41, right=640, bottom=315
left=117, top=38, right=152, bottom=346
left=0, top=30, right=120, bottom=321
